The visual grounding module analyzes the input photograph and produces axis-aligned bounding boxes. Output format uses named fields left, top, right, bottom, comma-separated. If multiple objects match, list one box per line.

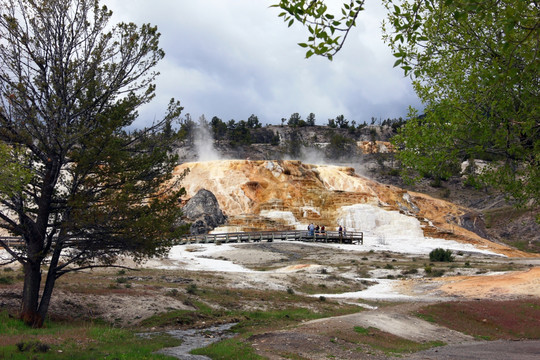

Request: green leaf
left=401, top=65, right=412, bottom=73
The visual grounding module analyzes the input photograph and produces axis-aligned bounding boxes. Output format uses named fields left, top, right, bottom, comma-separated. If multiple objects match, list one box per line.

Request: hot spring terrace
left=178, top=230, right=364, bottom=245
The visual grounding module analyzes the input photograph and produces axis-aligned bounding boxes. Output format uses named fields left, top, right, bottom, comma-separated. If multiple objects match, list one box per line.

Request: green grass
left=353, top=326, right=370, bottom=335
left=0, top=275, right=14, bottom=284
left=140, top=301, right=237, bottom=329
left=415, top=313, right=436, bottom=323
left=191, top=337, right=265, bottom=360
left=185, top=306, right=362, bottom=359
left=0, top=312, right=181, bottom=359
left=294, top=281, right=358, bottom=295
left=235, top=306, right=359, bottom=334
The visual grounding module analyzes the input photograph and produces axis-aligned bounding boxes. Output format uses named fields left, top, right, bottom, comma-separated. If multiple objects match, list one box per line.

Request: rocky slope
left=171, top=160, right=531, bottom=257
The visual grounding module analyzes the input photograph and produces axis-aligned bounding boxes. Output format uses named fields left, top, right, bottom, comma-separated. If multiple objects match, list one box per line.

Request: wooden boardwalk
left=1, top=231, right=364, bottom=248
left=0, top=236, right=24, bottom=248
left=178, top=230, right=363, bottom=245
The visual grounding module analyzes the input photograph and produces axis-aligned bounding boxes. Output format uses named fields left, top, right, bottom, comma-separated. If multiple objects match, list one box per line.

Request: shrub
left=402, top=268, right=418, bottom=275
left=186, top=284, right=198, bottom=295
left=429, top=248, right=454, bottom=262
left=16, top=341, right=50, bottom=353
left=0, top=276, right=14, bottom=285
left=430, top=269, right=446, bottom=277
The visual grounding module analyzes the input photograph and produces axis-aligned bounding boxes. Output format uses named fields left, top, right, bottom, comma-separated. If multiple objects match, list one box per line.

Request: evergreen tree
left=0, top=0, right=185, bottom=327
left=306, top=112, right=316, bottom=126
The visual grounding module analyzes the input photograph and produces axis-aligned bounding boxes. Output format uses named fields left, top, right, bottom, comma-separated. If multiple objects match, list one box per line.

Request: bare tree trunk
left=20, top=234, right=47, bottom=327
left=36, top=245, right=62, bottom=328
left=20, top=260, right=43, bottom=327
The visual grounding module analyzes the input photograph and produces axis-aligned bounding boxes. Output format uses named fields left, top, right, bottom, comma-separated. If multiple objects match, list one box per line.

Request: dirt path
left=251, top=302, right=475, bottom=360
left=250, top=302, right=540, bottom=359
left=301, top=303, right=474, bottom=345
left=402, top=340, right=540, bottom=360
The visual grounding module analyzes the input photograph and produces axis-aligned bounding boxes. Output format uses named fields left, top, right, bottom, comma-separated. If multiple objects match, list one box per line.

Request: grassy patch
left=0, top=312, right=181, bottom=359
left=140, top=301, right=235, bottom=329
left=191, top=337, right=265, bottom=359
left=0, top=276, right=15, bottom=284
left=415, top=313, right=436, bottom=323
left=415, top=299, right=540, bottom=340
left=353, top=326, right=370, bottom=335
left=188, top=306, right=362, bottom=359
left=235, top=306, right=358, bottom=334
left=279, top=353, right=310, bottom=360
left=297, top=281, right=358, bottom=295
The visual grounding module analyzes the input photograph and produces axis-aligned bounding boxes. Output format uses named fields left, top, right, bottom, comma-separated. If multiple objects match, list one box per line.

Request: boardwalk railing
left=0, top=236, right=25, bottom=248
left=1, top=231, right=364, bottom=249
left=178, top=230, right=363, bottom=245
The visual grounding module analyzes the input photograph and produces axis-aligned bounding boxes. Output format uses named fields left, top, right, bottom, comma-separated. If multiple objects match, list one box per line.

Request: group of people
left=307, top=223, right=326, bottom=236
left=307, top=223, right=347, bottom=237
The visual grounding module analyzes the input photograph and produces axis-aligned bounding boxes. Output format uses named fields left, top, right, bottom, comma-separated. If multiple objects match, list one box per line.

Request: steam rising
left=194, top=123, right=221, bottom=162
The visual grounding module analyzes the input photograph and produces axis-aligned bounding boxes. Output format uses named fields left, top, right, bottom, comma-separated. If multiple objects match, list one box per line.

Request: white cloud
left=103, top=0, right=422, bottom=127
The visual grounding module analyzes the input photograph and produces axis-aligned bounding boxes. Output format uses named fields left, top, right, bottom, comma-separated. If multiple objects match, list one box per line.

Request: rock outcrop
left=182, top=189, right=227, bottom=235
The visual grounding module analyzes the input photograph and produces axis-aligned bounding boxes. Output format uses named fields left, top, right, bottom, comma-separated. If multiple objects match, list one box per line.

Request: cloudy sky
left=103, top=0, right=422, bottom=128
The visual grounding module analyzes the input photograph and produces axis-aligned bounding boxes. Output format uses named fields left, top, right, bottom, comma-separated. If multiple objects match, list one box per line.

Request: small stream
left=140, top=323, right=237, bottom=359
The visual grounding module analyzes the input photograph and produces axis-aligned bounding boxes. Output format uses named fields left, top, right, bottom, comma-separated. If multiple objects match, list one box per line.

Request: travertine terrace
left=172, top=160, right=530, bottom=257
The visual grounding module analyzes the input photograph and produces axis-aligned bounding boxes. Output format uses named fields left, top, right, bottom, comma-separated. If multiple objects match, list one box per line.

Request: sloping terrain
left=172, top=160, right=532, bottom=257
